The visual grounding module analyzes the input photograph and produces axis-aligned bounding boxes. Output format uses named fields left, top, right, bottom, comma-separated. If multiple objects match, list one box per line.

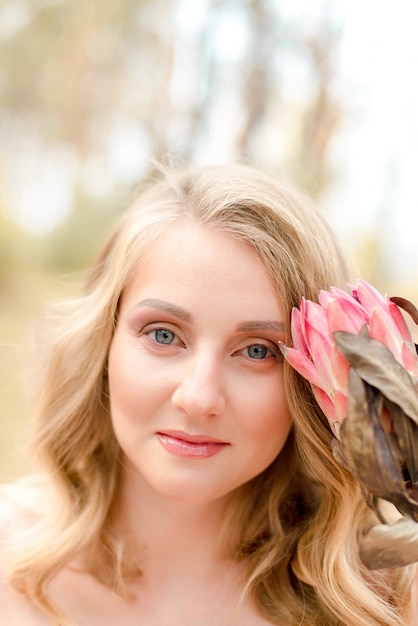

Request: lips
left=156, top=430, right=229, bottom=459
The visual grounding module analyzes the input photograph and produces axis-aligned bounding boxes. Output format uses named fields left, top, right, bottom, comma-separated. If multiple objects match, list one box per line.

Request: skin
left=108, top=219, right=292, bottom=506
left=0, top=220, right=292, bottom=625
left=1, top=220, right=417, bottom=624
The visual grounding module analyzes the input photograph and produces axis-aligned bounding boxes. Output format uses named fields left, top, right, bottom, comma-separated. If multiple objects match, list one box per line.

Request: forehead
left=120, top=220, right=281, bottom=317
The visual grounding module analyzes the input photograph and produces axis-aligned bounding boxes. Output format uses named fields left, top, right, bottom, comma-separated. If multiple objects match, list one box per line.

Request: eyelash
left=143, top=326, right=281, bottom=361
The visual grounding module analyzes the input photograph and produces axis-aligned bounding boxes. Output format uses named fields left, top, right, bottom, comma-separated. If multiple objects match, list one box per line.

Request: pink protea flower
left=280, top=279, right=418, bottom=438
left=282, top=280, right=418, bottom=569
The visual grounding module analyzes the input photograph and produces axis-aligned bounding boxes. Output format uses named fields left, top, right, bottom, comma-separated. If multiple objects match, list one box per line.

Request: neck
left=113, top=467, right=235, bottom=580
left=94, top=468, right=257, bottom=624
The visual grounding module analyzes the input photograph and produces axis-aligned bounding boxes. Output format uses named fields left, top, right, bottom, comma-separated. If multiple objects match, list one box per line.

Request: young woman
left=0, top=164, right=414, bottom=625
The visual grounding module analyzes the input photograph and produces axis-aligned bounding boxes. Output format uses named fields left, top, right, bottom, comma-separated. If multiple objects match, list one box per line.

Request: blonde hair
left=10, top=164, right=413, bottom=624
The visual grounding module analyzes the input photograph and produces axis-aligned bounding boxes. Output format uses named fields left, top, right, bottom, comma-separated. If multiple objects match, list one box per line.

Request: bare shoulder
left=0, top=475, right=51, bottom=625
left=0, top=474, right=48, bottom=530
left=0, top=474, right=50, bottom=565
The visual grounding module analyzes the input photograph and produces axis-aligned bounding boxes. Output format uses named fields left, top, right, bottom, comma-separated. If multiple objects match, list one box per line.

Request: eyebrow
left=134, top=298, right=284, bottom=333
left=236, top=321, right=285, bottom=332
left=133, top=298, right=192, bottom=322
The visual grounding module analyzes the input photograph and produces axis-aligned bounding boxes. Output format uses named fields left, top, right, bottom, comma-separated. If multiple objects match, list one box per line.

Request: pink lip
left=156, top=430, right=229, bottom=459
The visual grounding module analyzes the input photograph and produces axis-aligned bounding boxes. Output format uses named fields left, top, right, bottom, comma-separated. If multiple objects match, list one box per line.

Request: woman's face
left=108, top=220, right=292, bottom=504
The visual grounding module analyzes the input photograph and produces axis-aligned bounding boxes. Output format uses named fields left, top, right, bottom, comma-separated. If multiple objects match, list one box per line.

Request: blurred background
left=1, top=0, right=418, bottom=481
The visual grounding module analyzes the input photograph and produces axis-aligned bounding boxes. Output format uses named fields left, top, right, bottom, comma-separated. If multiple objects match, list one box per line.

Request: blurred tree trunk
left=0, top=0, right=344, bottom=216
left=235, top=0, right=277, bottom=157
left=292, top=22, right=341, bottom=196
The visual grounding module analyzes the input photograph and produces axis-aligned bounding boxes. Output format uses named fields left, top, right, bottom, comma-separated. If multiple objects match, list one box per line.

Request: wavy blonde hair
left=10, top=164, right=413, bottom=624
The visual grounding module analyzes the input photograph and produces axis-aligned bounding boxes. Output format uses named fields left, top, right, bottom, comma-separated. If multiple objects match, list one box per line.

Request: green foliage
left=39, top=195, right=118, bottom=274
left=0, top=0, right=397, bottom=480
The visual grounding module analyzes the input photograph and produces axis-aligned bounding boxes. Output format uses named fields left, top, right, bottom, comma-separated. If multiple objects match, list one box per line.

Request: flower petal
left=311, top=385, right=339, bottom=434
left=401, top=342, right=418, bottom=378
left=355, top=279, right=388, bottom=314
left=303, top=321, right=336, bottom=390
left=330, top=346, right=350, bottom=393
left=332, top=389, right=348, bottom=423
left=279, top=344, right=326, bottom=390
left=388, top=300, right=414, bottom=344
left=290, top=307, right=308, bottom=354
left=321, top=285, right=361, bottom=309
left=369, top=307, right=403, bottom=362
left=303, top=299, right=329, bottom=338
left=327, top=297, right=367, bottom=335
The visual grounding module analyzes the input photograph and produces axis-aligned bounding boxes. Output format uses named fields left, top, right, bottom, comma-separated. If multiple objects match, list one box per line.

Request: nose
left=171, top=349, right=226, bottom=418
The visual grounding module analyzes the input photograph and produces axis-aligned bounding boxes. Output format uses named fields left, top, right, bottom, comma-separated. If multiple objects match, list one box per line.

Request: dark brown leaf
left=359, top=517, right=418, bottom=569
left=390, top=296, right=418, bottom=326
left=385, top=399, right=418, bottom=488
left=341, top=371, right=406, bottom=505
left=333, top=331, right=418, bottom=423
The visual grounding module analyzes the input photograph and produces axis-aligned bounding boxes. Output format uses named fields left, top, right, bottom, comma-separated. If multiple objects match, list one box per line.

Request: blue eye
left=247, top=344, right=269, bottom=359
left=153, top=328, right=175, bottom=344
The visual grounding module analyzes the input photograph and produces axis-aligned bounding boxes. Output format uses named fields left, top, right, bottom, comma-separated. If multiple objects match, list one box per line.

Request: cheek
left=238, top=375, right=292, bottom=450
left=107, top=339, right=145, bottom=421
left=256, top=402, right=291, bottom=455
left=233, top=384, right=291, bottom=484
left=107, top=337, right=172, bottom=436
